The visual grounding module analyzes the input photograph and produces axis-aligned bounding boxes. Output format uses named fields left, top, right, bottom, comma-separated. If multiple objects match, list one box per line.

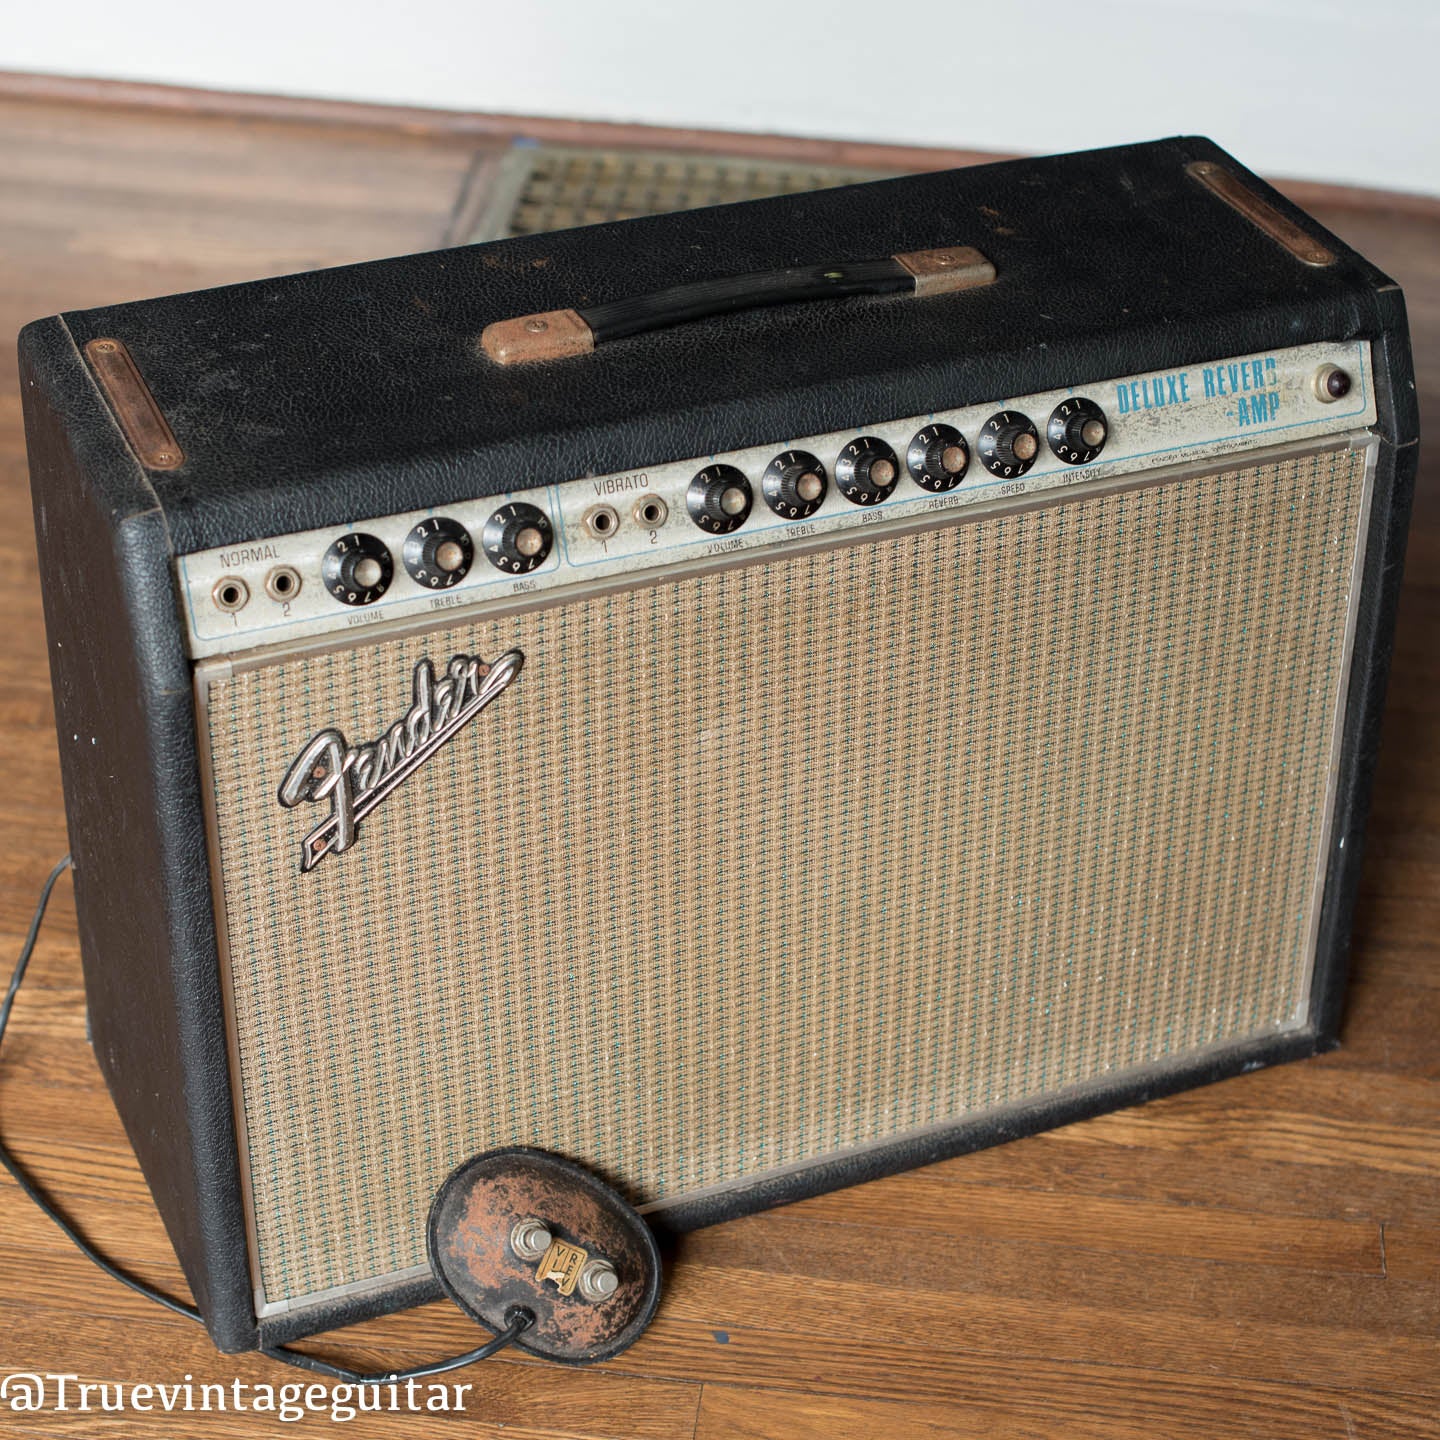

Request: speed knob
left=835, top=436, right=901, bottom=505
left=762, top=450, right=828, bottom=519
left=322, top=532, right=393, bottom=606
left=403, top=516, right=473, bottom=588
left=1047, top=397, right=1109, bottom=465
left=906, top=423, right=970, bottom=492
left=977, top=411, right=1040, bottom=479
left=687, top=464, right=753, bottom=534
left=482, top=501, right=554, bottom=573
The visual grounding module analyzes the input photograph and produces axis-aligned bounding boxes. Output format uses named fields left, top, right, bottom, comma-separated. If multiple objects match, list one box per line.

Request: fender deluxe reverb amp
left=18, top=136, right=1417, bottom=1361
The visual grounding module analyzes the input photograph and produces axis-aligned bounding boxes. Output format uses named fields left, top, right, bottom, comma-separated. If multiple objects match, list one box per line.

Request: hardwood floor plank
left=693, top=1379, right=1437, bottom=1440
left=776, top=1176, right=1384, bottom=1273
left=661, top=1228, right=1439, bottom=1392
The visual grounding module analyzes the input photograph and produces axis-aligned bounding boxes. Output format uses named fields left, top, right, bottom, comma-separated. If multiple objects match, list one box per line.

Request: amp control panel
left=178, top=339, right=1375, bottom=659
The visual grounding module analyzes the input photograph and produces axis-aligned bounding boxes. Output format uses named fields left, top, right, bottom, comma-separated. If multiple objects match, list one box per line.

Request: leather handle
left=480, top=246, right=995, bottom=365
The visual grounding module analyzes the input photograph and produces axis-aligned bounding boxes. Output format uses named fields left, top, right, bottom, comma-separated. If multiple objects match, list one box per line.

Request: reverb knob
left=687, top=464, right=753, bottom=534
left=403, top=516, right=473, bottom=588
left=977, top=411, right=1040, bottom=479
left=834, top=436, right=901, bottom=505
left=907, top=423, right=969, bottom=492
left=1047, top=397, right=1109, bottom=465
left=482, top=501, right=554, bottom=573
left=322, top=532, right=393, bottom=606
left=762, top=450, right=828, bottom=519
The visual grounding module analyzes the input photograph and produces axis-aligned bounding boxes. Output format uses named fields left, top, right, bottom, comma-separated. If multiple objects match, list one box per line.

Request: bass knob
left=482, top=502, right=554, bottom=573
left=834, top=436, right=901, bottom=505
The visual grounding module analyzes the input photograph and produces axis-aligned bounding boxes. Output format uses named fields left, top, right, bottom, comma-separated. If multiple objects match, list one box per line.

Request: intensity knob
left=687, top=464, right=753, bottom=534
left=1047, top=397, right=1109, bottom=465
left=762, top=450, right=828, bottom=519
left=977, top=411, right=1041, bottom=479
left=322, top=532, right=393, bottom=606
left=482, top=501, right=554, bottom=573
left=403, top=516, right=474, bottom=588
left=835, top=436, right=901, bottom=505
left=906, top=423, right=970, bottom=492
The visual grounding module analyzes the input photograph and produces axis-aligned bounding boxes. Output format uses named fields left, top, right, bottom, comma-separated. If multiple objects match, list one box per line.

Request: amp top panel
left=41, top=136, right=1402, bottom=558
left=177, top=339, right=1377, bottom=659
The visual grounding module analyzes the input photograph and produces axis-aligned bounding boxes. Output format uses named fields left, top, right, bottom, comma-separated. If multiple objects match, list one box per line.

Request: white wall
left=7, top=0, right=1439, bottom=195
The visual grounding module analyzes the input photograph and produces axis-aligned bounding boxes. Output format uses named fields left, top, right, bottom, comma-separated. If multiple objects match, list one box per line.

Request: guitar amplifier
left=19, top=137, right=1417, bottom=1355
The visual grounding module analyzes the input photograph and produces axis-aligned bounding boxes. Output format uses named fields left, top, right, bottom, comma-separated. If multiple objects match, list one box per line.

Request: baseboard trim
left=2, top=68, right=1436, bottom=218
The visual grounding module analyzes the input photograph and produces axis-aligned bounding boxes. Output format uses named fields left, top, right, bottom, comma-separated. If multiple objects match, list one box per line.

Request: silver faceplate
left=176, top=339, right=1376, bottom=659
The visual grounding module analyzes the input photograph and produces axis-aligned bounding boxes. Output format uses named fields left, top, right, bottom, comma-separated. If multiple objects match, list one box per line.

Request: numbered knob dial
left=482, top=501, right=554, bottom=573
left=835, top=436, right=901, bottom=505
left=687, top=464, right=753, bottom=534
left=403, top=516, right=473, bottom=588
left=977, top=411, right=1041, bottom=479
left=1047, top=397, right=1109, bottom=465
left=907, top=423, right=970, bottom=492
left=762, top=450, right=828, bottom=519
left=322, top=532, right=393, bottom=606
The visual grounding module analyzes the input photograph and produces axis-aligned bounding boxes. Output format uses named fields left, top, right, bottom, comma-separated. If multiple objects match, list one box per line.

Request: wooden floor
left=0, top=92, right=1435, bottom=1440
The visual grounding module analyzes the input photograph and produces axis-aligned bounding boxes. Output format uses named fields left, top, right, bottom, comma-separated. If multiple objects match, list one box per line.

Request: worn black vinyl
left=16, top=136, right=1418, bottom=1354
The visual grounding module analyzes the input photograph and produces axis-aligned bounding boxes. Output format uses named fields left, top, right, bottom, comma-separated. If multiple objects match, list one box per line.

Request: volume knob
left=482, top=501, right=554, bottom=573
left=687, top=464, right=753, bottom=534
left=762, top=450, right=828, bottom=519
left=977, top=411, right=1041, bottom=479
left=907, top=423, right=970, bottom=492
left=322, top=532, right=393, bottom=606
left=1047, top=397, right=1109, bottom=465
left=834, top=437, right=901, bottom=505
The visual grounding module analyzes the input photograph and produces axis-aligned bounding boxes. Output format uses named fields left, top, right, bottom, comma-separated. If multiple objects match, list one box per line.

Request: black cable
left=0, top=854, right=530, bottom=1384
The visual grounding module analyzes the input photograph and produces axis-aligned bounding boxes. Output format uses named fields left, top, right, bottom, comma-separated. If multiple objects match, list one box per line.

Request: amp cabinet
left=19, top=136, right=1417, bottom=1354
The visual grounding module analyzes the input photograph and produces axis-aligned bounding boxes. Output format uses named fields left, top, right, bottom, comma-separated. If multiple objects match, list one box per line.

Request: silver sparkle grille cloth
left=203, top=447, right=1365, bottom=1307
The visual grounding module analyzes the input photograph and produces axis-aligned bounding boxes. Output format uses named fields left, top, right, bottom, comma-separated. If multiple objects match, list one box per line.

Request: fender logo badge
left=278, top=649, right=524, bottom=872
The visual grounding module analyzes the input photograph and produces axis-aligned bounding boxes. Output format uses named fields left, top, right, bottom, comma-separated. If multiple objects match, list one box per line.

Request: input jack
left=583, top=504, right=620, bottom=541
left=212, top=576, right=250, bottom=613
left=264, top=565, right=302, bottom=602
left=633, top=495, right=669, bottom=528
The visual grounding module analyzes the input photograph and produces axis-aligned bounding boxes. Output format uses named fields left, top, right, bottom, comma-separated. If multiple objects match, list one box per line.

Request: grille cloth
left=204, top=448, right=1366, bottom=1308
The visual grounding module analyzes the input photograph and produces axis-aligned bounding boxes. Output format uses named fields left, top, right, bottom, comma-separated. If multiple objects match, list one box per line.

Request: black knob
left=906, top=424, right=970, bottom=492
left=322, top=532, right=393, bottom=606
left=482, top=502, right=554, bottom=573
left=1046, top=397, right=1109, bottom=465
left=977, top=411, right=1040, bottom=479
left=687, top=464, right=753, bottom=534
left=835, top=436, right=901, bottom=505
left=762, top=450, right=828, bottom=519
left=403, top=516, right=474, bottom=588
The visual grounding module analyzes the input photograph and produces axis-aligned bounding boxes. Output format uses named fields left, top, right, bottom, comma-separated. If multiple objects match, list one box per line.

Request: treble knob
left=1047, top=397, right=1109, bottom=465
left=404, top=516, right=473, bottom=588
left=977, top=411, right=1041, bottom=479
left=482, top=501, right=554, bottom=573
left=907, top=423, right=970, bottom=492
left=687, top=464, right=753, bottom=534
left=835, top=436, right=901, bottom=505
left=762, top=450, right=828, bottom=519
